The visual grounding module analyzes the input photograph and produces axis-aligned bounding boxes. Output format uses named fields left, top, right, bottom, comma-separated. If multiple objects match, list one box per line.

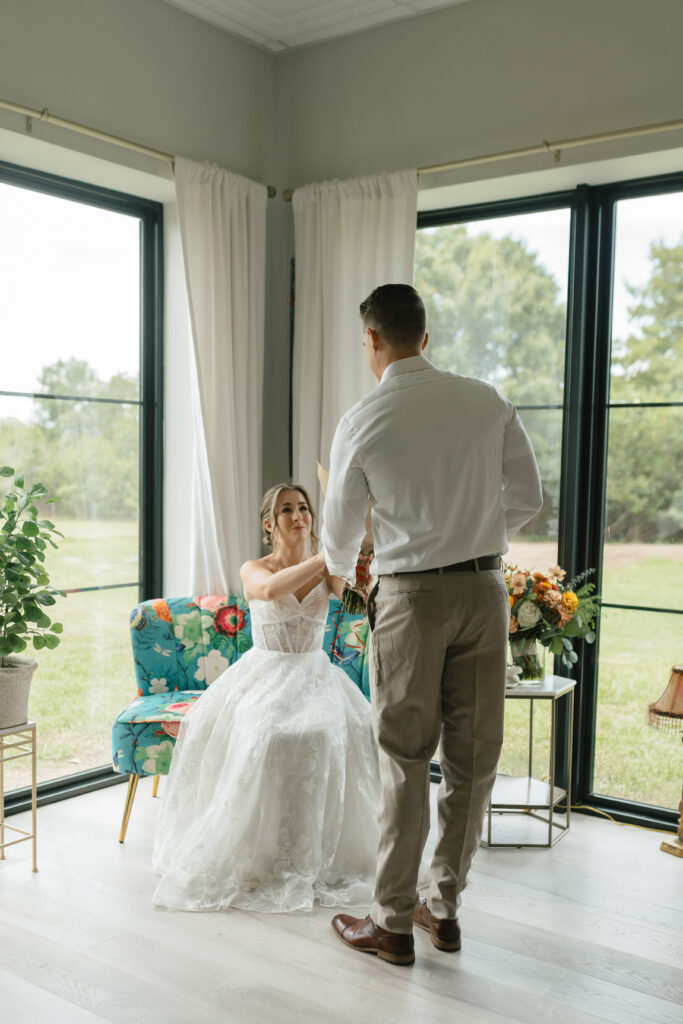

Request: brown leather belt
left=388, top=555, right=502, bottom=576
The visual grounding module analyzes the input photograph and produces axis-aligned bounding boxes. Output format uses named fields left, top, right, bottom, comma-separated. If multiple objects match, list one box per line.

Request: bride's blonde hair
left=259, top=483, right=319, bottom=554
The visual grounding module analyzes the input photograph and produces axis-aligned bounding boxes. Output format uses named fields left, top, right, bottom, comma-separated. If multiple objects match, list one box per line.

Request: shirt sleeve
left=502, top=405, right=544, bottom=537
left=321, top=418, right=370, bottom=581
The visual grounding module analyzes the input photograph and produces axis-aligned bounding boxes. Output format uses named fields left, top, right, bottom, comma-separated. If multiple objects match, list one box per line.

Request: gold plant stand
left=0, top=721, right=37, bottom=872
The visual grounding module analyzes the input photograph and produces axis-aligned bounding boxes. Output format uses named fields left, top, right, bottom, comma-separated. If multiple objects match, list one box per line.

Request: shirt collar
left=379, top=353, right=434, bottom=385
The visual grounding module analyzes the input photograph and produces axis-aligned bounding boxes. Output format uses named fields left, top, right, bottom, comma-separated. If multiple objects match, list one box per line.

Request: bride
left=152, top=483, right=382, bottom=913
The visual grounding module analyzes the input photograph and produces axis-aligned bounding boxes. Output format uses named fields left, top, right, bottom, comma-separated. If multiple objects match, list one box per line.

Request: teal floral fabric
left=113, top=595, right=370, bottom=777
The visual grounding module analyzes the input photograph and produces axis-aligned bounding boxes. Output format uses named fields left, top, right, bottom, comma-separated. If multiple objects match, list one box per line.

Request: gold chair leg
left=118, top=774, right=140, bottom=844
left=152, top=774, right=160, bottom=798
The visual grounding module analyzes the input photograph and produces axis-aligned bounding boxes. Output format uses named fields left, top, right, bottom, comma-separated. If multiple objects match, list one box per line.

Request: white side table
left=0, top=721, right=37, bottom=872
left=482, top=675, right=576, bottom=849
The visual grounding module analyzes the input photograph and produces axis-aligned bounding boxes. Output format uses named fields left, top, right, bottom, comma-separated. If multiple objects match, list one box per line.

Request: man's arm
left=502, top=405, right=543, bottom=537
left=321, top=418, right=370, bottom=581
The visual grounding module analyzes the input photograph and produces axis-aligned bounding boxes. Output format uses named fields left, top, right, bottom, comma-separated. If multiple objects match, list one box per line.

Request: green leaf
left=50, top=622, right=63, bottom=634
left=44, top=633, right=60, bottom=649
left=0, top=638, right=13, bottom=655
left=32, top=635, right=46, bottom=650
left=22, top=521, right=39, bottom=537
left=0, top=466, right=14, bottom=477
left=35, top=592, right=56, bottom=606
left=37, top=519, right=55, bottom=530
left=585, top=630, right=596, bottom=644
left=14, top=473, right=24, bottom=488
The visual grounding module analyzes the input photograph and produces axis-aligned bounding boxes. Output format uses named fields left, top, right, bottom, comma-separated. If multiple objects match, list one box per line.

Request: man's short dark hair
left=359, top=284, right=426, bottom=351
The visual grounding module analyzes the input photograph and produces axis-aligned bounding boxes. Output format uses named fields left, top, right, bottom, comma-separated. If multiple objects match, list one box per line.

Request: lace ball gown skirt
left=152, top=631, right=381, bottom=913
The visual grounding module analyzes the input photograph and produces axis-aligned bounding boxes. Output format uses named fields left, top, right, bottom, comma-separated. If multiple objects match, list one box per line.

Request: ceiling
left=161, top=0, right=474, bottom=53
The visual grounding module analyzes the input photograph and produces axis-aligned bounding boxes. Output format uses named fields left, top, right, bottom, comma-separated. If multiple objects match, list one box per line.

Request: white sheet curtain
left=175, top=157, right=267, bottom=594
left=291, top=170, right=418, bottom=503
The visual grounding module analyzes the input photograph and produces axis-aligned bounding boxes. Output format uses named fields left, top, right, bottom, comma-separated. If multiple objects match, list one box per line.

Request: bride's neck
left=271, top=542, right=309, bottom=569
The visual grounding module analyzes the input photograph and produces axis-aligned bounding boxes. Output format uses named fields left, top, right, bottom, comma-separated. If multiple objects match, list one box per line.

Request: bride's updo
left=259, top=483, right=319, bottom=553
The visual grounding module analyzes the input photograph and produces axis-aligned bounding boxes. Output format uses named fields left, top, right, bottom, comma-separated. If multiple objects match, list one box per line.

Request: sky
left=0, top=183, right=140, bottom=422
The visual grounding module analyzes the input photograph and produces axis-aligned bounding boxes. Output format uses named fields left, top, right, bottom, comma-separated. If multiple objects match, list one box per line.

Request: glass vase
left=509, top=637, right=546, bottom=683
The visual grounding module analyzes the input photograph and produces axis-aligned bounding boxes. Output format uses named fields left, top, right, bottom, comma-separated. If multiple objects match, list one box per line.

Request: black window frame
left=0, top=159, right=163, bottom=813
left=419, top=170, right=683, bottom=833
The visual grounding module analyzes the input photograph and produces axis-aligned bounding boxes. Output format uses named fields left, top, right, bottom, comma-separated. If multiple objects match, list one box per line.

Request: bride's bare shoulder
left=240, top=556, right=276, bottom=601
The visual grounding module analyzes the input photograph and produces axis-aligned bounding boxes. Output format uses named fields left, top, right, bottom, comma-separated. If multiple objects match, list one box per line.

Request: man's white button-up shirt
left=321, top=354, right=543, bottom=580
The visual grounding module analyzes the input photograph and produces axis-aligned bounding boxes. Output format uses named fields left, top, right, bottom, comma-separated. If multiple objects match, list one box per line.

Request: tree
left=606, top=235, right=683, bottom=541
left=414, top=226, right=567, bottom=539
left=1, top=359, right=139, bottom=521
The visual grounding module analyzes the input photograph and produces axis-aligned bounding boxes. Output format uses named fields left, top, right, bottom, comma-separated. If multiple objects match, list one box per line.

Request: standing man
left=322, top=284, right=543, bottom=965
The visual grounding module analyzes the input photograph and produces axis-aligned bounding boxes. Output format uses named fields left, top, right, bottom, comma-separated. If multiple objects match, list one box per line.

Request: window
left=0, top=161, right=162, bottom=803
left=416, top=174, right=683, bottom=828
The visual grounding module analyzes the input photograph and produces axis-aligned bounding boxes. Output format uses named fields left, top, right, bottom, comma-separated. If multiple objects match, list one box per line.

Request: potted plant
left=0, top=466, right=65, bottom=729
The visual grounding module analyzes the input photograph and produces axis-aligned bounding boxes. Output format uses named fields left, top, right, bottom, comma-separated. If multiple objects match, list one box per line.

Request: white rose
left=517, top=601, right=542, bottom=628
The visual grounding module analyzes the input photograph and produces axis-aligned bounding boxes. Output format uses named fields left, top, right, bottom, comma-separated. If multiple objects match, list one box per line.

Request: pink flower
left=509, top=616, right=519, bottom=634
left=510, top=572, right=527, bottom=596
left=544, top=590, right=562, bottom=607
left=192, top=595, right=227, bottom=613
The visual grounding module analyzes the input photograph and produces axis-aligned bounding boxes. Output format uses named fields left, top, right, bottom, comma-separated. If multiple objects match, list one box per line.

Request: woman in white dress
left=152, top=483, right=381, bottom=913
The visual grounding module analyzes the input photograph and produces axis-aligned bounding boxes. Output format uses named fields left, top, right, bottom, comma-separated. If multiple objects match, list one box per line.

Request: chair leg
left=152, top=774, right=160, bottom=798
left=118, top=774, right=140, bottom=844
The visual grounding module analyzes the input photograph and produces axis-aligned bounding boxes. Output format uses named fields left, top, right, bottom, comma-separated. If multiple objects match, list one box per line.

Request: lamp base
left=660, top=836, right=683, bottom=858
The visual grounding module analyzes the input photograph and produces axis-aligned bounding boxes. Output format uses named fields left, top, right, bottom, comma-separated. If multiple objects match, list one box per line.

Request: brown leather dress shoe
left=413, top=898, right=461, bottom=951
left=331, top=914, right=415, bottom=965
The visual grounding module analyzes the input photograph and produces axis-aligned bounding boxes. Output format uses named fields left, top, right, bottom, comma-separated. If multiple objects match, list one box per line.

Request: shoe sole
left=413, top=918, right=462, bottom=952
left=337, top=933, right=415, bottom=965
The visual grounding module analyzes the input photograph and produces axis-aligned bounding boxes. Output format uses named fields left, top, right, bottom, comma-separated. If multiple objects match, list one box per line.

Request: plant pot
left=0, top=656, right=37, bottom=729
left=509, top=638, right=546, bottom=683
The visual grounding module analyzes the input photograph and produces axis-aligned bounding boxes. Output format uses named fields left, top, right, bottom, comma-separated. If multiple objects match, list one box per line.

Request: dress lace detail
left=152, top=582, right=384, bottom=913
left=249, top=580, right=328, bottom=653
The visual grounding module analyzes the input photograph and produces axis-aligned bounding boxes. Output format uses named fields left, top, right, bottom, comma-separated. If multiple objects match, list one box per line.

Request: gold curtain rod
left=0, top=96, right=278, bottom=198
left=281, top=116, right=683, bottom=200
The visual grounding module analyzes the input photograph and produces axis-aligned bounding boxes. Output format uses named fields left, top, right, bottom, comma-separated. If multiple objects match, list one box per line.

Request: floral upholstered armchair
left=112, top=594, right=371, bottom=841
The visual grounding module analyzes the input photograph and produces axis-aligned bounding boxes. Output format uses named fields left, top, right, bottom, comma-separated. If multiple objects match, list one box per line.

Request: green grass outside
left=3, top=523, right=681, bottom=812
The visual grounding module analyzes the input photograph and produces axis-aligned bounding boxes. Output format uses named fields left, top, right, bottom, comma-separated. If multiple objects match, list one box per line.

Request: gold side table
left=482, top=675, right=576, bottom=849
left=0, top=721, right=37, bottom=872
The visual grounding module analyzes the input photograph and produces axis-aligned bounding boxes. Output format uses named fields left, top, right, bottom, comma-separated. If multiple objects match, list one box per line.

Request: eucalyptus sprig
left=0, top=466, right=65, bottom=667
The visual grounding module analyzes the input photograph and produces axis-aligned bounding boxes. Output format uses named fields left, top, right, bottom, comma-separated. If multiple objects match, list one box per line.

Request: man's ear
left=421, top=332, right=429, bottom=351
left=367, top=327, right=381, bottom=350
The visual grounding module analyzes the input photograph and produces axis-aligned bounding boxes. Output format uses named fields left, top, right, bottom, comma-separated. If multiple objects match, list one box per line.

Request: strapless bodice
left=248, top=580, right=330, bottom=653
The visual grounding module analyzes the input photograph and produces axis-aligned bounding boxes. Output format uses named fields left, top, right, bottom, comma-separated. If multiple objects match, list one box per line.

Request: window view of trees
left=415, top=215, right=569, bottom=554
left=1, top=359, right=139, bottom=522
left=0, top=172, right=150, bottom=792
left=415, top=195, right=682, bottom=813
left=594, top=192, right=682, bottom=811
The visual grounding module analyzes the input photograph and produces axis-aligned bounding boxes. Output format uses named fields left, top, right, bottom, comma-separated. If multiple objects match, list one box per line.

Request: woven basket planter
left=0, top=657, right=37, bottom=730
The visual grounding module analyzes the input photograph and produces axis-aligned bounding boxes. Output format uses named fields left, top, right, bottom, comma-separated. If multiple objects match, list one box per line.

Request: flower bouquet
left=505, top=563, right=600, bottom=680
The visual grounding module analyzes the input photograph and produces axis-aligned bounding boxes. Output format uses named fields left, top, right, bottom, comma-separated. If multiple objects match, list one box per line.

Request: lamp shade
left=648, top=665, right=683, bottom=732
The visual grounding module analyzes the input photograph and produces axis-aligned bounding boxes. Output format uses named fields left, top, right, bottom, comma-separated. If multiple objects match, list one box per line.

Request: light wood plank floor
left=1, top=779, right=681, bottom=1024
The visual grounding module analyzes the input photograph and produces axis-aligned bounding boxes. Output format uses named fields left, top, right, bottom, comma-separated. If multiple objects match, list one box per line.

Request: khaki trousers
left=367, top=569, right=510, bottom=933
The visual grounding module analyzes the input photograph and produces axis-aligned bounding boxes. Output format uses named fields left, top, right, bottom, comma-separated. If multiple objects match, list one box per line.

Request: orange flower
left=151, top=599, right=173, bottom=624
left=509, top=595, right=516, bottom=609
left=509, top=616, right=519, bottom=634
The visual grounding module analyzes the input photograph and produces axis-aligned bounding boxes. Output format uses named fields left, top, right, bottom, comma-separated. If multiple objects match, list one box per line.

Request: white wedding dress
left=152, top=581, right=383, bottom=913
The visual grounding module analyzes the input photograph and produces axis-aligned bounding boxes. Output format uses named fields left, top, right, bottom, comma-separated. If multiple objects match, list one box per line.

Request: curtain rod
left=281, top=116, right=683, bottom=200
left=0, top=96, right=278, bottom=198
